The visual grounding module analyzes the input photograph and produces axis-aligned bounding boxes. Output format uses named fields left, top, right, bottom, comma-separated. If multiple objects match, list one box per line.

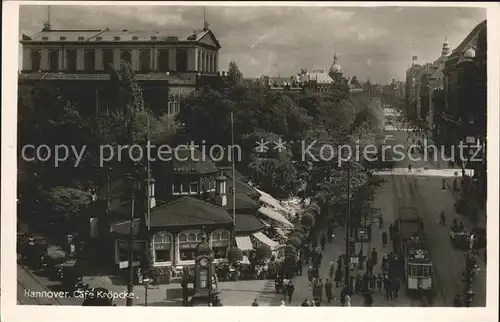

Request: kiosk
left=191, top=235, right=219, bottom=305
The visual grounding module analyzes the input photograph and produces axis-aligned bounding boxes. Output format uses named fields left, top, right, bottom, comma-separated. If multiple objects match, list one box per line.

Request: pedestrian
left=317, top=252, right=323, bottom=268
left=370, top=248, right=378, bottom=266
left=325, top=279, right=334, bottom=303
left=327, top=226, right=333, bottom=243
left=334, top=267, right=342, bottom=287
left=301, top=298, right=309, bottom=307
left=304, top=246, right=310, bottom=265
left=297, top=257, right=303, bottom=276
left=252, top=298, right=259, bottom=306
left=389, top=224, right=394, bottom=241
left=392, top=278, right=400, bottom=299
left=307, top=266, right=314, bottom=285
left=366, top=258, right=373, bottom=276
left=340, top=285, right=348, bottom=306
left=408, top=164, right=412, bottom=172
left=376, top=273, right=383, bottom=292
left=345, top=294, right=351, bottom=307
left=315, top=278, right=324, bottom=302
left=384, top=276, right=392, bottom=301
left=382, top=232, right=388, bottom=247
left=354, top=274, right=362, bottom=293
left=379, top=215, right=384, bottom=229
left=69, top=243, right=76, bottom=258
left=440, top=211, right=446, bottom=226
left=181, top=277, right=189, bottom=306
left=286, top=280, right=295, bottom=304
left=329, top=260, right=335, bottom=279
left=320, top=234, right=326, bottom=251
left=369, top=274, right=376, bottom=290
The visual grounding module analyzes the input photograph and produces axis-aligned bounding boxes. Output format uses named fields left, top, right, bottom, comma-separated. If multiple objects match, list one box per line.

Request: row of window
left=152, top=231, right=230, bottom=263
left=408, top=264, right=432, bottom=277
left=172, top=180, right=216, bottom=195
left=28, top=48, right=217, bottom=73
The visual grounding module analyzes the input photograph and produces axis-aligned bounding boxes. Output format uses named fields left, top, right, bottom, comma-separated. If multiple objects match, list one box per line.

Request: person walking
left=379, top=215, right=384, bottom=229
left=376, top=273, right=383, bottom=292
left=315, top=278, right=324, bottom=303
left=340, top=284, right=348, bottom=306
left=384, top=276, right=392, bottom=301
left=327, top=226, right=333, bottom=244
left=325, top=278, right=334, bottom=303
left=369, top=274, right=376, bottom=290
left=320, top=234, right=326, bottom=251
left=328, top=260, right=335, bottom=279
left=370, top=248, right=378, bottom=266
left=354, top=273, right=362, bottom=293
left=440, top=210, right=446, bottom=226
left=251, top=298, right=259, bottom=306
left=285, top=280, right=295, bottom=304
left=389, top=224, right=394, bottom=241
left=307, top=266, right=314, bottom=285
left=392, top=278, right=400, bottom=299
left=334, top=266, right=342, bottom=288
left=382, top=232, right=388, bottom=248
left=345, top=294, right=351, bottom=307
left=297, top=256, right=303, bottom=276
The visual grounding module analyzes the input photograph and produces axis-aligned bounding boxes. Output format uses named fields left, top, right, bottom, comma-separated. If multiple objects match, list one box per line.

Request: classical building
left=328, top=53, right=343, bottom=84
left=19, top=20, right=222, bottom=116
left=434, top=20, right=486, bottom=195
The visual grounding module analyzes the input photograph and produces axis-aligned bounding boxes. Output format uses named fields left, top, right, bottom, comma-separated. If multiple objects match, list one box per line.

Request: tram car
left=394, top=207, right=434, bottom=296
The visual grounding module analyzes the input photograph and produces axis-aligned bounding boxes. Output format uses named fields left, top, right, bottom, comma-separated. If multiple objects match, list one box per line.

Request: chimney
left=215, top=174, right=228, bottom=207
left=145, top=177, right=156, bottom=209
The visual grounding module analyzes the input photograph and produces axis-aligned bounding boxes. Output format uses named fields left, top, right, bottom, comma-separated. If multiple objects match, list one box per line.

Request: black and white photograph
left=1, top=1, right=498, bottom=321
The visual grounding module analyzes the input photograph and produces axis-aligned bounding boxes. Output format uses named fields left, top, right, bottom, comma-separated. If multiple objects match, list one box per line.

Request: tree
left=255, top=244, right=272, bottom=262
left=288, top=236, right=302, bottom=248
left=45, top=186, right=93, bottom=231
left=249, top=156, right=298, bottom=198
left=228, top=247, right=243, bottom=264
left=301, top=212, right=315, bottom=228
left=227, top=61, right=243, bottom=88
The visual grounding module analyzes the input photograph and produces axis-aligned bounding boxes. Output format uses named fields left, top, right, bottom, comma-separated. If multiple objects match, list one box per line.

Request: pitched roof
left=149, top=196, right=233, bottom=227
left=22, top=28, right=216, bottom=44
left=235, top=213, right=265, bottom=233
left=169, top=147, right=219, bottom=175
left=452, top=20, right=486, bottom=56
left=226, top=192, right=259, bottom=210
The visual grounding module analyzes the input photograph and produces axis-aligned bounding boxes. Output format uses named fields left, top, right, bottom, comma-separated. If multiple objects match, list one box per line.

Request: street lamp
left=143, top=278, right=151, bottom=306
left=125, top=173, right=140, bottom=306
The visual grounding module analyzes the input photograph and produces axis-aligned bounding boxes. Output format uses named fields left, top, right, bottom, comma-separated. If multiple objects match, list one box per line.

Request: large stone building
left=434, top=20, right=487, bottom=196
left=19, top=20, right=222, bottom=116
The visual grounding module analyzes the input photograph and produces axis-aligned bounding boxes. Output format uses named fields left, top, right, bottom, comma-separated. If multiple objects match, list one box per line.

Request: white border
left=2, top=2, right=499, bottom=322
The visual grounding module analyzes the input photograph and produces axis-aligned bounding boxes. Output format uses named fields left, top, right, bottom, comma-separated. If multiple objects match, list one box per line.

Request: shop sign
left=179, top=242, right=198, bottom=249
left=212, top=240, right=229, bottom=248
left=154, top=243, right=171, bottom=250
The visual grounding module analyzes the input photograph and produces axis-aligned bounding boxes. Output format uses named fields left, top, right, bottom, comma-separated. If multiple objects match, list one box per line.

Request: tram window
left=409, top=265, right=417, bottom=276
left=416, top=265, right=424, bottom=277
left=423, top=266, right=431, bottom=277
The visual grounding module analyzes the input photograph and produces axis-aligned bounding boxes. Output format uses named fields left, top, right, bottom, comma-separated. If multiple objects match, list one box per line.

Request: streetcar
left=394, top=207, right=434, bottom=296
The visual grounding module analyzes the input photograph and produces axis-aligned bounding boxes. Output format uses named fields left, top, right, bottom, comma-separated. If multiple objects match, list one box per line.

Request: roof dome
left=464, top=47, right=476, bottom=58
left=329, top=53, right=342, bottom=74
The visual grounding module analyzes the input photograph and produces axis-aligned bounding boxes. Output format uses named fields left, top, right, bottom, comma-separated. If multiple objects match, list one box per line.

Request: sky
left=18, top=4, right=486, bottom=84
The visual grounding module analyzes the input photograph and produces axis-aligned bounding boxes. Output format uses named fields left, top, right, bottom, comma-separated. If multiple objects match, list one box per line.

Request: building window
left=42, top=37, right=49, bottom=41
left=158, top=49, right=169, bottom=72
left=30, top=50, right=41, bottom=71
left=78, top=36, right=85, bottom=41
left=84, top=49, right=95, bottom=72
left=116, top=240, right=145, bottom=264
left=153, top=232, right=172, bottom=263
left=167, top=100, right=179, bottom=116
left=176, top=49, right=188, bottom=73
left=172, top=182, right=181, bottom=194
left=96, top=37, right=103, bottom=41
left=211, top=230, right=230, bottom=260
left=189, top=182, right=199, bottom=194
left=59, top=36, right=67, bottom=41
left=102, top=49, right=114, bottom=71
left=121, top=50, right=132, bottom=65
left=132, top=36, right=138, bottom=41
left=66, top=49, right=77, bottom=72
left=151, top=36, right=157, bottom=41
left=178, top=232, right=201, bottom=262
left=48, top=50, right=59, bottom=71
left=139, top=49, right=151, bottom=73
left=114, top=36, right=121, bottom=41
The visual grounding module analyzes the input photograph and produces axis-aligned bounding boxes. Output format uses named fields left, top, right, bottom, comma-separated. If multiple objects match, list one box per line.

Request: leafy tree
left=288, top=236, right=302, bottom=248
left=255, top=244, right=272, bottom=262
left=301, top=212, right=315, bottom=228
left=45, top=186, right=93, bottom=230
left=228, top=247, right=243, bottom=264
left=249, top=156, right=298, bottom=198
left=227, top=61, right=243, bottom=88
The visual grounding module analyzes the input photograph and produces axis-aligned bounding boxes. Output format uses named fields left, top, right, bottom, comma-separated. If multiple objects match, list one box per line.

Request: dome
left=464, top=47, right=476, bottom=58
left=330, top=64, right=342, bottom=73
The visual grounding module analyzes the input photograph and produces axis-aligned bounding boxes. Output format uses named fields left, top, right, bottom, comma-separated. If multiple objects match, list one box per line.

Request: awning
left=252, top=232, right=279, bottom=249
left=235, top=236, right=253, bottom=251
left=259, top=207, right=294, bottom=227
left=256, top=189, right=288, bottom=213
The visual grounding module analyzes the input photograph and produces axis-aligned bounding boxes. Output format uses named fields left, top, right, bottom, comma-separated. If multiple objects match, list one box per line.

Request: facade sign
left=179, top=242, right=198, bottom=249
left=212, top=240, right=229, bottom=248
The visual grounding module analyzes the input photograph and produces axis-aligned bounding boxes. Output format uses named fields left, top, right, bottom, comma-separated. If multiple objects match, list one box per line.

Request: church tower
left=441, top=37, right=450, bottom=57
left=328, top=52, right=343, bottom=84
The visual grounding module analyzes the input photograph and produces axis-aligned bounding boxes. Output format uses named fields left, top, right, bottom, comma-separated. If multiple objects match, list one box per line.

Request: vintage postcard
left=1, top=2, right=498, bottom=322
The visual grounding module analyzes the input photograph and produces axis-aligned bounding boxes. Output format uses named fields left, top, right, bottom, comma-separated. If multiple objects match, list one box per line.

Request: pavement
left=380, top=129, right=486, bottom=307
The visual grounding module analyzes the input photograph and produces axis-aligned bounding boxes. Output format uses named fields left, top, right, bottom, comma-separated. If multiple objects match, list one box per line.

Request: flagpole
left=231, top=112, right=236, bottom=227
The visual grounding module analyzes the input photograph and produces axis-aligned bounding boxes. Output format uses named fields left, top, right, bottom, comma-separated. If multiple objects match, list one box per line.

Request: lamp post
left=143, top=278, right=151, bottom=306
left=125, top=173, right=140, bottom=306
left=344, top=161, right=352, bottom=294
